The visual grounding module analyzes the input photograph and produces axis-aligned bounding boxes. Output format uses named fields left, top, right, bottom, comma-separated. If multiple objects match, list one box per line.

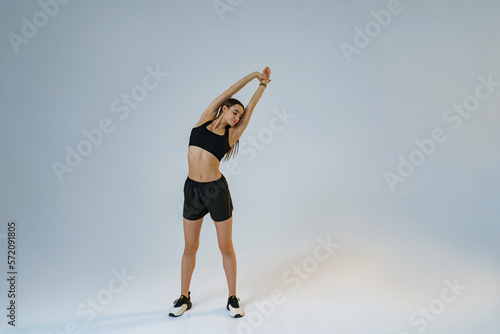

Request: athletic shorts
left=183, top=173, right=233, bottom=222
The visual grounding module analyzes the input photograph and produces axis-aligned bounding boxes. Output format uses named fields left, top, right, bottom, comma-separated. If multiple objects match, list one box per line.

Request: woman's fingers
left=260, top=67, right=271, bottom=81
left=265, top=67, right=271, bottom=77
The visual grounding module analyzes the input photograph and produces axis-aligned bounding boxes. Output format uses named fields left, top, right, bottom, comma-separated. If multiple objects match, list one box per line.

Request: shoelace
left=228, top=296, right=240, bottom=307
left=173, top=295, right=186, bottom=306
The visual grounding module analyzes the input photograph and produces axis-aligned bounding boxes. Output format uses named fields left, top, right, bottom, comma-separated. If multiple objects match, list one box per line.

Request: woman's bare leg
left=214, top=216, right=237, bottom=297
left=180, top=216, right=204, bottom=297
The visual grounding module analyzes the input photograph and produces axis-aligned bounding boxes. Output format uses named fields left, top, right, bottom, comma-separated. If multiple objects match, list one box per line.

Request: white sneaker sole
left=169, top=304, right=189, bottom=317
left=228, top=305, right=244, bottom=318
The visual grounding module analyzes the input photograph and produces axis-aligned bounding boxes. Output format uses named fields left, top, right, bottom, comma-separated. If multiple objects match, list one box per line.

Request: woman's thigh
left=214, top=216, right=233, bottom=253
left=183, top=216, right=204, bottom=251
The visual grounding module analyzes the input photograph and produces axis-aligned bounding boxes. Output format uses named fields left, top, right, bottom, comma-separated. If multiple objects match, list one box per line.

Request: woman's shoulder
left=193, top=117, right=214, bottom=128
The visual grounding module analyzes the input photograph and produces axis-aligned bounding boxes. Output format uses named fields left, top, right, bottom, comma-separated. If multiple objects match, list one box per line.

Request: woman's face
left=226, top=105, right=244, bottom=126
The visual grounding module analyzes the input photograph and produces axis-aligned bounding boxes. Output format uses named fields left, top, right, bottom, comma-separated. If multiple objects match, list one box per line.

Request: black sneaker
left=169, top=291, right=192, bottom=317
left=227, top=295, right=244, bottom=318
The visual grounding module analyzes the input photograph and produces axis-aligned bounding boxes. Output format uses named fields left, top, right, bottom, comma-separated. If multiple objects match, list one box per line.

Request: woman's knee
left=184, top=241, right=199, bottom=255
left=218, top=243, right=234, bottom=256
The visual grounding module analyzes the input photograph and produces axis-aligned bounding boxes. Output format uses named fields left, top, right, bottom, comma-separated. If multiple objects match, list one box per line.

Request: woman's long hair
left=214, top=98, right=244, bottom=162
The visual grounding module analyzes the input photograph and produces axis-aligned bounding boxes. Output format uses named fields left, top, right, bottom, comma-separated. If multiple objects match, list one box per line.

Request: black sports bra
left=188, top=119, right=231, bottom=161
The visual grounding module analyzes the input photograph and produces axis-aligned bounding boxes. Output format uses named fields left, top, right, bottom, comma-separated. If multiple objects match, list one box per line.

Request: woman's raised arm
left=231, top=67, right=271, bottom=135
left=246, top=67, right=271, bottom=112
left=203, top=71, right=259, bottom=115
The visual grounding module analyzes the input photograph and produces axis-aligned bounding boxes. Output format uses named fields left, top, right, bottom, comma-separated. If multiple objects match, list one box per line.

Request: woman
left=169, top=67, right=271, bottom=318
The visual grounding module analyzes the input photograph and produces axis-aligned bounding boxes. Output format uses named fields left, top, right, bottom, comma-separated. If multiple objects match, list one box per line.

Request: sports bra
left=188, top=119, right=231, bottom=161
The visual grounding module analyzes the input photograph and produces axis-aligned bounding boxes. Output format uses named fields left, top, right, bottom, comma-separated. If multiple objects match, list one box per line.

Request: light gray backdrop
left=1, top=0, right=499, bottom=333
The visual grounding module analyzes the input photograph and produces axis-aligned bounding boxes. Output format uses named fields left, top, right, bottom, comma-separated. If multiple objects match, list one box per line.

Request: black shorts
left=183, top=173, right=233, bottom=222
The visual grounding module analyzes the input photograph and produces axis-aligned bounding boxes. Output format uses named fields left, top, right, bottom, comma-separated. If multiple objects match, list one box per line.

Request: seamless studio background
left=0, top=0, right=499, bottom=333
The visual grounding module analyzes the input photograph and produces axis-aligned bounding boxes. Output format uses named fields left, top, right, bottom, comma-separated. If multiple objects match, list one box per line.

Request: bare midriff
left=187, top=145, right=223, bottom=182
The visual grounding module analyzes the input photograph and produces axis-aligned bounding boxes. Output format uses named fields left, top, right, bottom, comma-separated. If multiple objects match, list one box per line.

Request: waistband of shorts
left=186, top=173, right=226, bottom=186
